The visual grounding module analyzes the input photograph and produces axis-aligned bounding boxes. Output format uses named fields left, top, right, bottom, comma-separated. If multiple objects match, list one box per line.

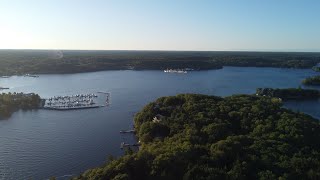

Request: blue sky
left=0, top=0, right=319, bottom=51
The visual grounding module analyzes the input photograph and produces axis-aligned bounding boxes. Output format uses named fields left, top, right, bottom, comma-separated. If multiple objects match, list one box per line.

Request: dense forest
left=256, top=88, right=320, bottom=100
left=0, top=92, right=41, bottom=119
left=74, top=94, right=320, bottom=180
left=0, top=50, right=320, bottom=75
left=302, top=76, right=320, bottom=86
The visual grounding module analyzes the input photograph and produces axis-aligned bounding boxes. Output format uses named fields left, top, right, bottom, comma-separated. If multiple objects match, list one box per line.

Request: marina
left=164, top=68, right=187, bottom=73
left=44, top=104, right=102, bottom=110
left=43, top=93, right=110, bottom=110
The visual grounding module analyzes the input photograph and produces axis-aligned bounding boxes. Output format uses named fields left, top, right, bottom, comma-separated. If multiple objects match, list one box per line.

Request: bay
left=0, top=67, right=319, bottom=179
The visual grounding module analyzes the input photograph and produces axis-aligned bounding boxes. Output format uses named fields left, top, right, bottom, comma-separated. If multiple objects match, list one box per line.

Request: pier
left=119, top=129, right=135, bottom=133
left=120, top=142, right=140, bottom=149
left=98, top=91, right=111, bottom=106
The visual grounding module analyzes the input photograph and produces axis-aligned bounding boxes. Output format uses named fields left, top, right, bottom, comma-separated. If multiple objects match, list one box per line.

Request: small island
left=256, top=87, right=320, bottom=100
left=0, top=92, right=41, bottom=119
left=302, top=76, right=320, bottom=86
left=74, top=94, right=320, bottom=180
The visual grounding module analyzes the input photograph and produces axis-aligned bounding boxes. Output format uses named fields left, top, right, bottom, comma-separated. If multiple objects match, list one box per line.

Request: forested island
left=302, top=76, right=320, bottom=86
left=0, top=50, right=320, bottom=75
left=74, top=94, right=320, bottom=180
left=256, top=88, right=320, bottom=100
left=0, top=92, right=41, bottom=119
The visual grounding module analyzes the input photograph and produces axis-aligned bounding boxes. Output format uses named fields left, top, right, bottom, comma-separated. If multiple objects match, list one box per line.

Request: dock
left=119, top=129, right=135, bottom=133
left=120, top=142, right=140, bottom=149
left=97, top=91, right=111, bottom=106
left=44, top=104, right=102, bottom=110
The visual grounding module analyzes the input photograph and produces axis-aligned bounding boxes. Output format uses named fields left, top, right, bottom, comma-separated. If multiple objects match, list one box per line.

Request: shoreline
left=0, top=65, right=318, bottom=77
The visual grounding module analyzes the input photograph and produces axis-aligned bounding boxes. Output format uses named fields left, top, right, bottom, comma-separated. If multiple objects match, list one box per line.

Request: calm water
left=0, top=67, right=320, bottom=180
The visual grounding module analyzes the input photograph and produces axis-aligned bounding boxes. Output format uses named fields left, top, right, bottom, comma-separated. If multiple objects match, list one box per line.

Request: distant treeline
left=256, top=87, right=320, bottom=100
left=0, top=50, right=320, bottom=75
left=0, top=92, right=41, bottom=119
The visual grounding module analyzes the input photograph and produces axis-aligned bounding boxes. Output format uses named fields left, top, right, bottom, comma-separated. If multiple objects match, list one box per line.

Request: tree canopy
left=74, top=94, right=320, bottom=180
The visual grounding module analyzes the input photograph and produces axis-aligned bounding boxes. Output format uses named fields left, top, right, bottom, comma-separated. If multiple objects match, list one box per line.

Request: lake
left=0, top=67, right=320, bottom=180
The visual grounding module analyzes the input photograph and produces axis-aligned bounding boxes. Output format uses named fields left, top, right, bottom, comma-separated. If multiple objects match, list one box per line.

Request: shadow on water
left=284, top=99, right=320, bottom=119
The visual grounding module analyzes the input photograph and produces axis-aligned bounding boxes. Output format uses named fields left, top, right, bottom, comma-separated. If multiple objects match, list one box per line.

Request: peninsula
left=0, top=92, right=41, bottom=119
left=302, top=76, right=320, bottom=86
left=74, top=94, right=320, bottom=179
left=256, top=88, right=320, bottom=100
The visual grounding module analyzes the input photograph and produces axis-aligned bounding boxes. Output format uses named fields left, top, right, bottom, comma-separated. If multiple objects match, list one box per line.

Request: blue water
left=0, top=67, right=319, bottom=180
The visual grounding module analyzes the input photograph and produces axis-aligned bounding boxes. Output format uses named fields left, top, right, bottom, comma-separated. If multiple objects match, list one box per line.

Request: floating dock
left=44, top=104, right=103, bottom=110
left=119, top=130, right=135, bottom=133
left=98, top=91, right=111, bottom=105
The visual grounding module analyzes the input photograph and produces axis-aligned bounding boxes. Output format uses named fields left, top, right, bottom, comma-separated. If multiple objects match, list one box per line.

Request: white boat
left=24, top=74, right=39, bottom=78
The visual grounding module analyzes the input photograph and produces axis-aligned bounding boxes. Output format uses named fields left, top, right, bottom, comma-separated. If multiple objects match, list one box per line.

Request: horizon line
left=0, top=48, right=320, bottom=53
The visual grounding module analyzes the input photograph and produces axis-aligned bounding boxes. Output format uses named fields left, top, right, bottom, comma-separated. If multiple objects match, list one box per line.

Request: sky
left=0, top=0, right=320, bottom=51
